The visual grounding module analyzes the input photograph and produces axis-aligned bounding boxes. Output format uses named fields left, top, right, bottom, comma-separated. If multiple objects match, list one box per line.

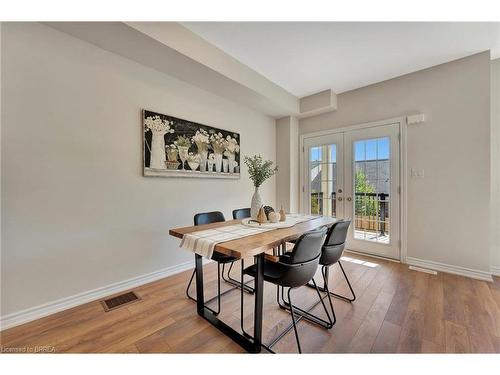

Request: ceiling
left=183, top=22, right=500, bottom=97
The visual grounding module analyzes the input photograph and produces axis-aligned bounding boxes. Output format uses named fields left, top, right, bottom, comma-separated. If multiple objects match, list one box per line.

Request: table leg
left=195, top=254, right=204, bottom=312
left=194, top=252, right=263, bottom=353
left=253, top=253, right=264, bottom=352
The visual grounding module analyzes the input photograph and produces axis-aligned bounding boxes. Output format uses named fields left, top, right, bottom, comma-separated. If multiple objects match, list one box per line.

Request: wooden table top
left=169, top=216, right=337, bottom=258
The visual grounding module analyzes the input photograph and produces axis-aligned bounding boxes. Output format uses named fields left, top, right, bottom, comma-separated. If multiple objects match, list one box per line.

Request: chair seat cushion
left=211, top=251, right=237, bottom=264
left=243, top=260, right=287, bottom=284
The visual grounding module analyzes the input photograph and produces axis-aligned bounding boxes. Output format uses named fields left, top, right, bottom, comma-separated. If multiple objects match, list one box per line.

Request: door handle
left=346, top=197, right=352, bottom=202
left=337, top=197, right=343, bottom=201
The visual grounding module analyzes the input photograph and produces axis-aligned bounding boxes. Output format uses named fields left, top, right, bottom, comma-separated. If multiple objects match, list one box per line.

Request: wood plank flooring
left=1, top=252, right=499, bottom=353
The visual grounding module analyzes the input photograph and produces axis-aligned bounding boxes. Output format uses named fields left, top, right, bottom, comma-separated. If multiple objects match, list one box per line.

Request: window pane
left=310, top=147, right=321, bottom=162
left=377, top=138, right=390, bottom=160
left=366, top=140, right=377, bottom=160
left=355, top=141, right=365, bottom=161
left=309, top=144, right=338, bottom=217
left=353, top=137, right=391, bottom=244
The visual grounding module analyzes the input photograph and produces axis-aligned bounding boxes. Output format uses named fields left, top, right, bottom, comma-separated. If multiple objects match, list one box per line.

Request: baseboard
left=0, top=260, right=195, bottom=331
left=344, top=249, right=401, bottom=263
left=406, top=256, right=493, bottom=282
left=491, top=266, right=500, bottom=277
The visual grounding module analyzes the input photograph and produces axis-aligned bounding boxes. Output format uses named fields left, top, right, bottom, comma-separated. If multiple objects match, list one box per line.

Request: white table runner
left=180, top=214, right=319, bottom=259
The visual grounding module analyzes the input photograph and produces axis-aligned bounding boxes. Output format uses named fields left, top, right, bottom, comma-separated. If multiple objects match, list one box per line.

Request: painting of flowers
left=143, top=110, right=240, bottom=178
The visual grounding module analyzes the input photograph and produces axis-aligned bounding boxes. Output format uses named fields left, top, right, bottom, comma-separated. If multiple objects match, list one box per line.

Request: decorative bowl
left=165, top=161, right=181, bottom=170
left=188, top=161, right=200, bottom=171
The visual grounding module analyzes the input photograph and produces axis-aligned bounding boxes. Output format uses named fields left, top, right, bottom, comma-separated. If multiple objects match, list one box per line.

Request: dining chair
left=242, top=227, right=328, bottom=353
left=232, top=208, right=251, bottom=220
left=218, top=207, right=255, bottom=290
left=281, top=220, right=354, bottom=329
left=185, top=211, right=253, bottom=315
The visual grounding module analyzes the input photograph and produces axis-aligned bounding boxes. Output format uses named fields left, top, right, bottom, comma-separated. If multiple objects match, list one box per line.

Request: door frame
left=299, top=116, right=408, bottom=263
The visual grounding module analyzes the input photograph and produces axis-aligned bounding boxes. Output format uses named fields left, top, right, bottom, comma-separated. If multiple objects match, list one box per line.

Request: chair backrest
left=277, top=227, right=327, bottom=288
left=320, top=220, right=351, bottom=266
left=194, top=211, right=226, bottom=226
left=232, top=208, right=251, bottom=220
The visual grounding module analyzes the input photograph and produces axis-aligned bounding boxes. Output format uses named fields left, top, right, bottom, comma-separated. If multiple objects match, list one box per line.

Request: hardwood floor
left=1, top=252, right=499, bottom=354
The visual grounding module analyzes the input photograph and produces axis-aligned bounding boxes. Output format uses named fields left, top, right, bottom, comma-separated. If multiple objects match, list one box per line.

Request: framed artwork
left=143, top=110, right=240, bottom=179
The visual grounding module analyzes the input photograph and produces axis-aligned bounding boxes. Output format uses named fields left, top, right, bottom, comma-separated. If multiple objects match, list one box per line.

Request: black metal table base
left=194, top=253, right=265, bottom=353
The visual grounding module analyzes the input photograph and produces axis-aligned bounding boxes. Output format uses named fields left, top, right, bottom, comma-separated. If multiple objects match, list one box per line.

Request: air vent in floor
left=101, top=291, right=141, bottom=311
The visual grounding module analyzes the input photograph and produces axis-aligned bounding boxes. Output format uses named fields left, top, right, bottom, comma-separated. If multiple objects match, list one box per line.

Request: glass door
left=303, top=123, right=400, bottom=260
left=303, top=133, right=344, bottom=218
left=343, top=123, right=400, bottom=259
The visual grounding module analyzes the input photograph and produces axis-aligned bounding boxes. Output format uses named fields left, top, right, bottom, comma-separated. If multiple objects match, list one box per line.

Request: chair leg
left=307, top=261, right=356, bottom=302
left=311, top=277, right=335, bottom=328
left=321, top=266, right=337, bottom=326
left=277, top=280, right=334, bottom=329
left=337, top=261, right=356, bottom=302
left=222, top=261, right=255, bottom=294
left=185, top=258, right=221, bottom=315
left=186, top=269, right=196, bottom=302
left=287, top=288, right=302, bottom=354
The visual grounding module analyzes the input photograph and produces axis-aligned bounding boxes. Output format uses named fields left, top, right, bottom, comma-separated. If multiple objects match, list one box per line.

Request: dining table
left=169, top=215, right=337, bottom=353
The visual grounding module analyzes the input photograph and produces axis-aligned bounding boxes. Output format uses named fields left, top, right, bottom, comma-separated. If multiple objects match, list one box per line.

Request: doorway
left=302, top=122, right=401, bottom=259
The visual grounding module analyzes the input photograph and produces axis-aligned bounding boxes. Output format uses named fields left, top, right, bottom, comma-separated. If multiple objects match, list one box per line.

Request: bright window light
left=340, top=256, right=379, bottom=268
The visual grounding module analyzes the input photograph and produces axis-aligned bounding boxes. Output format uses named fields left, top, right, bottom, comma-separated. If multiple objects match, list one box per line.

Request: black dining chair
left=313, top=219, right=355, bottom=302
left=222, top=208, right=255, bottom=290
left=185, top=211, right=253, bottom=315
left=282, top=220, right=354, bottom=329
left=232, top=208, right=251, bottom=220
left=242, top=227, right=328, bottom=353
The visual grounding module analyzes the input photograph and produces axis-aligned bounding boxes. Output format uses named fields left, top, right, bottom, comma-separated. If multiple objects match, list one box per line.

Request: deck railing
left=311, top=192, right=389, bottom=235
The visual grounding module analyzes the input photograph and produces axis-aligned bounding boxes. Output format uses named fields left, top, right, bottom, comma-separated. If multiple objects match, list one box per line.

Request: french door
left=303, top=123, right=400, bottom=260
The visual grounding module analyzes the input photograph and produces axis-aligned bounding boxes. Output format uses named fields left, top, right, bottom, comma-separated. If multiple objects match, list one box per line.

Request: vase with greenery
left=244, top=155, right=278, bottom=219
left=174, top=135, right=191, bottom=170
left=192, top=129, right=210, bottom=172
left=210, top=132, right=227, bottom=173
left=224, top=135, right=240, bottom=173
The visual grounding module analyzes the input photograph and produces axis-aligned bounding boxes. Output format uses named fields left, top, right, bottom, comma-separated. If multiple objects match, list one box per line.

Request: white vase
left=251, top=187, right=263, bottom=220
left=177, top=146, right=189, bottom=170
left=223, top=159, right=228, bottom=173
left=199, top=149, right=208, bottom=172
left=150, top=131, right=167, bottom=169
left=214, top=152, right=223, bottom=173
left=227, top=152, right=236, bottom=173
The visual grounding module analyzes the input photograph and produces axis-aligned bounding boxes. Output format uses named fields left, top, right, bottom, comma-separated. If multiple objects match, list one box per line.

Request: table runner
left=180, top=214, right=319, bottom=259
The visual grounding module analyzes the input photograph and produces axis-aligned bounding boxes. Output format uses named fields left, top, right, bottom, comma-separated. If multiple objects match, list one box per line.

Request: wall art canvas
left=143, top=110, right=240, bottom=179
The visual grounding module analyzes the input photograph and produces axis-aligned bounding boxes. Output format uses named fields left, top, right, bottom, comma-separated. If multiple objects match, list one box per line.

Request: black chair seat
left=211, top=251, right=237, bottom=264
left=243, top=260, right=287, bottom=283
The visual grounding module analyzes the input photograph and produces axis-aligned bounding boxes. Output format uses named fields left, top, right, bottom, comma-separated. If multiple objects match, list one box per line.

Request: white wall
left=491, top=58, right=500, bottom=275
left=0, top=23, right=276, bottom=317
left=300, top=52, right=491, bottom=274
left=275, top=116, right=299, bottom=213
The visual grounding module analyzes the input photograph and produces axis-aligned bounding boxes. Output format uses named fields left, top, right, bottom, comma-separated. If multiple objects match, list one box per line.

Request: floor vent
left=101, top=291, right=140, bottom=311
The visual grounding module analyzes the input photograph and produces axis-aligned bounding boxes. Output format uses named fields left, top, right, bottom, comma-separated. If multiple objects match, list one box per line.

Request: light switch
left=410, top=168, right=425, bottom=178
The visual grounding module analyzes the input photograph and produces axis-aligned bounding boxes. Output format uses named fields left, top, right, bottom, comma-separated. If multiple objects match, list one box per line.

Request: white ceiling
left=183, top=22, right=500, bottom=97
